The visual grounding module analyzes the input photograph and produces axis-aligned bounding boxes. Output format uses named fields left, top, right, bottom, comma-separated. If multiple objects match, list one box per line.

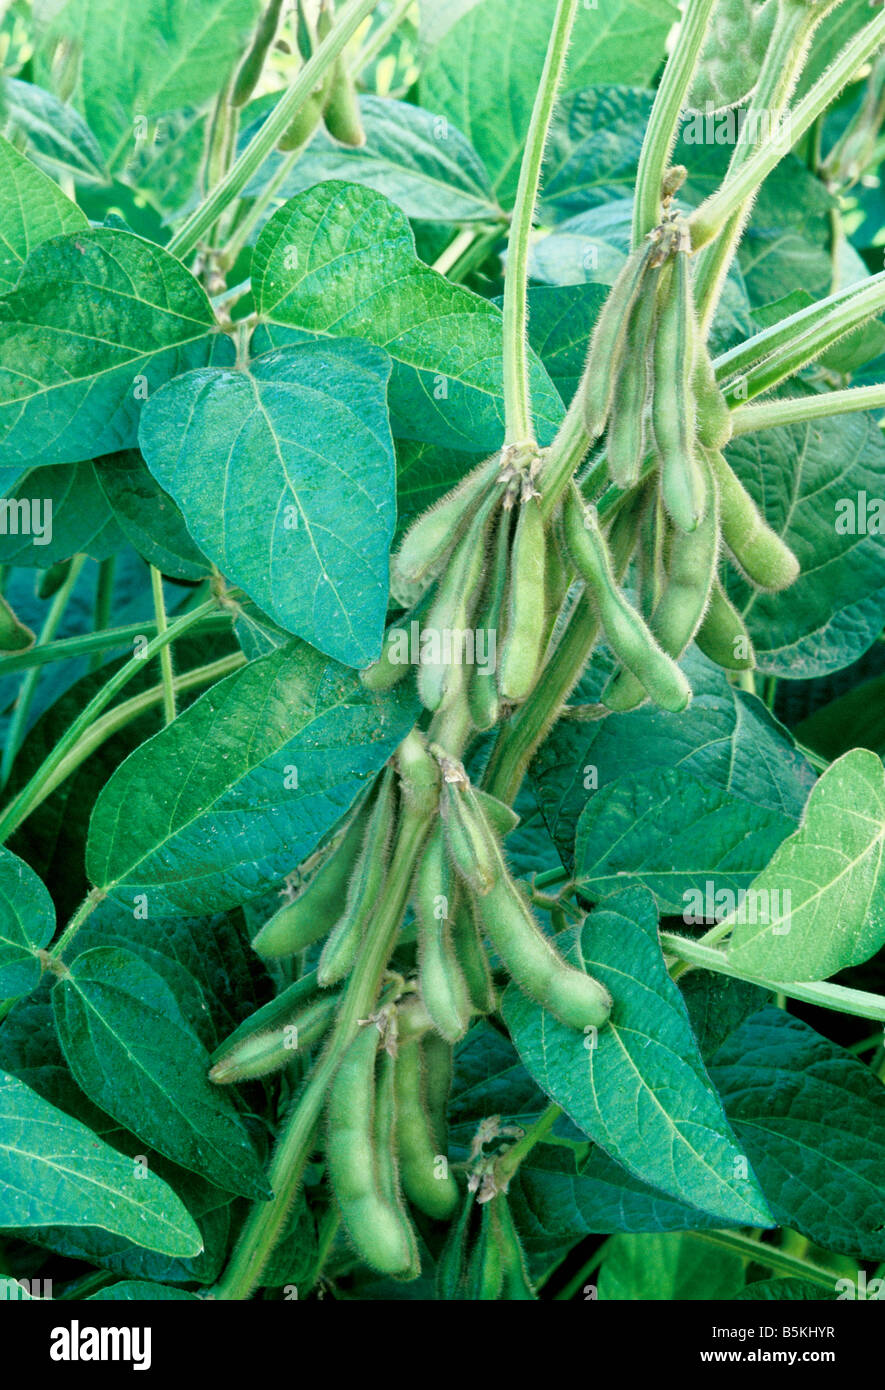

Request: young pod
left=326, top=1021, right=418, bottom=1277
left=360, top=622, right=413, bottom=692
left=695, top=577, right=756, bottom=670
left=498, top=496, right=547, bottom=703
left=36, top=560, right=72, bottom=601
left=635, top=483, right=666, bottom=619
left=693, top=344, right=733, bottom=449
left=562, top=485, right=692, bottom=714
left=396, top=729, right=440, bottom=817
left=0, top=594, right=35, bottom=654
left=394, top=1037, right=460, bottom=1220
left=231, top=0, right=286, bottom=107
left=468, top=508, right=512, bottom=731
left=435, top=1184, right=476, bottom=1301
left=392, top=455, right=501, bottom=592
left=580, top=237, right=657, bottom=440
left=606, top=269, right=660, bottom=488
left=652, top=245, right=706, bottom=532
left=373, top=1046, right=421, bottom=1280
left=493, top=1195, right=537, bottom=1300
left=604, top=451, right=719, bottom=711
left=251, top=793, right=373, bottom=959
left=451, top=896, right=496, bottom=1015
left=441, top=777, right=500, bottom=897
left=422, top=1031, right=454, bottom=1155
left=318, top=766, right=396, bottom=986
left=465, top=1200, right=505, bottom=1300
left=318, top=3, right=365, bottom=146
left=417, top=494, right=497, bottom=712
left=208, top=994, right=337, bottom=1083
left=708, top=448, right=799, bottom=591
left=277, top=85, right=328, bottom=152
left=414, top=822, right=473, bottom=1043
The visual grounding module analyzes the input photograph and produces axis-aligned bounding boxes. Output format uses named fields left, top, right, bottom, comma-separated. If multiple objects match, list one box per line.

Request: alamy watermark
left=0, top=496, right=53, bottom=545
left=683, top=880, right=792, bottom=932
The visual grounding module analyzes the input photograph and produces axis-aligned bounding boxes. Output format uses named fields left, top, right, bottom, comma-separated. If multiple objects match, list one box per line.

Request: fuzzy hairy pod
left=709, top=448, right=800, bottom=591
left=499, top=496, right=547, bottom=703
left=606, top=268, right=660, bottom=488
left=417, top=494, right=498, bottom=712
left=317, top=766, right=396, bottom=986
left=468, top=508, right=512, bottom=731
left=693, top=345, right=733, bottom=450
left=208, top=993, right=337, bottom=1083
left=652, top=247, right=706, bottom=533
left=696, top=576, right=756, bottom=670
left=414, top=822, right=473, bottom=1042
left=392, top=455, right=500, bottom=592
left=232, top=0, right=285, bottom=106
left=394, top=1036, right=460, bottom=1220
left=581, top=237, right=657, bottom=441
left=442, top=778, right=500, bottom=897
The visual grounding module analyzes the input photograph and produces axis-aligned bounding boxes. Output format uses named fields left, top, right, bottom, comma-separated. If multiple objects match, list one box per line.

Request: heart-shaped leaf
left=0, top=846, right=55, bottom=999
left=0, top=135, right=87, bottom=293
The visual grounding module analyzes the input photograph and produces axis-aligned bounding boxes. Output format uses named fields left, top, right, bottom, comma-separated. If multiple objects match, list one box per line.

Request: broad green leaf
left=0, top=135, right=87, bottom=294
left=251, top=182, right=564, bottom=452
left=502, top=887, right=773, bottom=1227
left=0, top=1069, right=202, bottom=1256
left=0, top=228, right=225, bottom=470
left=0, top=846, right=54, bottom=999
left=726, top=406, right=885, bottom=677
left=540, top=86, right=654, bottom=221
left=49, top=0, right=258, bottom=173
left=52, top=946, right=269, bottom=1199
left=94, top=451, right=209, bottom=581
left=710, top=1008, right=885, bottom=1260
left=139, top=340, right=396, bottom=667
left=3, top=78, right=107, bottom=187
left=575, top=766, right=797, bottom=916
left=0, top=462, right=124, bottom=566
left=86, top=641, right=418, bottom=914
left=420, top=1, right=677, bottom=204
left=597, top=1232, right=745, bottom=1301
left=530, top=647, right=815, bottom=870
left=726, top=750, right=885, bottom=981
left=735, top=1278, right=839, bottom=1301
left=88, top=1281, right=201, bottom=1300
left=795, top=674, right=885, bottom=764
left=245, top=96, right=500, bottom=223
left=524, top=284, right=607, bottom=407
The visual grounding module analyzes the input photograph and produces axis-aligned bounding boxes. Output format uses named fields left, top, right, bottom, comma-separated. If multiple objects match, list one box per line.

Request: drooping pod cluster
left=574, top=211, right=800, bottom=702
left=436, top=1186, right=536, bottom=1301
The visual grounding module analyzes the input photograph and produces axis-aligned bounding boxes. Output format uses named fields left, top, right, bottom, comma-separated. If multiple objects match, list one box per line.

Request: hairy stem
left=631, top=0, right=718, bottom=245
left=0, top=610, right=231, bottom=677
left=686, top=1228, right=843, bottom=1290
left=502, top=0, right=578, bottom=445
left=150, top=566, right=176, bottom=725
left=732, top=383, right=885, bottom=435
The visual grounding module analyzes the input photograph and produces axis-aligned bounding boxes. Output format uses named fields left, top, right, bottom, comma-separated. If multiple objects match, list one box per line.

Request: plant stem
left=690, top=10, right=885, bottom=253
left=351, top=0, right=413, bottom=75
left=88, top=556, right=116, bottom=673
left=214, top=801, right=433, bottom=1300
left=731, top=383, right=885, bottom=435
left=0, top=611, right=231, bottom=677
left=0, top=598, right=220, bottom=845
left=432, top=227, right=479, bottom=278
left=716, top=270, right=885, bottom=402
left=167, top=0, right=379, bottom=261
left=0, top=555, right=87, bottom=788
left=221, top=145, right=304, bottom=269
left=631, top=0, right=718, bottom=245
left=554, top=1239, right=609, bottom=1300
left=28, top=654, right=245, bottom=816
left=660, top=931, right=885, bottom=1022
left=687, top=1229, right=842, bottom=1290
left=51, top=888, right=105, bottom=961
left=495, top=1103, right=561, bottom=1186
left=149, top=567, right=176, bottom=725
left=502, top=0, right=578, bottom=446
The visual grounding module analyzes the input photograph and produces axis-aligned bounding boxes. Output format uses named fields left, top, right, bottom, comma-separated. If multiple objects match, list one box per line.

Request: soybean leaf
left=540, top=86, right=654, bottom=221
left=725, top=408, right=885, bottom=677
left=86, top=641, right=418, bottom=915
left=2, top=78, right=107, bottom=187
left=139, top=340, right=396, bottom=667
left=251, top=182, right=564, bottom=453
left=0, top=1069, right=202, bottom=1257
left=735, top=1279, right=839, bottom=1301
left=575, top=766, right=797, bottom=916
left=52, top=946, right=269, bottom=1199
left=726, top=750, right=885, bottom=981
left=0, top=846, right=55, bottom=999
left=0, top=135, right=87, bottom=294
left=48, top=0, right=258, bottom=174
left=502, top=887, right=773, bottom=1226
left=88, top=1281, right=202, bottom=1300
left=245, top=96, right=500, bottom=224
left=524, top=284, right=607, bottom=407
left=419, top=0, right=677, bottom=204
left=597, top=1232, right=745, bottom=1301
left=795, top=674, right=885, bottom=764
left=0, top=228, right=226, bottom=470
left=0, top=462, right=124, bottom=566
left=93, top=451, right=210, bottom=581
left=710, top=1008, right=885, bottom=1260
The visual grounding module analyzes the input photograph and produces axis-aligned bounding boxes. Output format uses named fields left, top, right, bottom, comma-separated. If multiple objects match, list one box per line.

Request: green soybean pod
left=473, top=787, right=520, bottom=839
left=231, top=0, right=285, bottom=106
left=435, top=1185, right=475, bottom=1301
left=499, top=496, right=547, bottom=703
left=374, top=1045, right=421, bottom=1279
left=251, top=794, right=372, bottom=959
left=442, top=779, right=499, bottom=897
left=417, top=494, right=497, bottom=712
left=317, top=3, right=365, bottom=147
left=693, top=343, right=733, bottom=449
left=318, top=766, right=396, bottom=986
left=635, top=483, right=666, bottom=619
left=396, top=729, right=440, bottom=817
left=581, top=237, right=657, bottom=440
left=494, top=1196, right=537, bottom=1300
left=695, top=577, right=756, bottom=670
left=606, top=269, right=660, bottom=488
left=562, top=485, right=692, bottom=714
left=0, top=593, right=34, bottom=654
left=451, top=897, right=496, bottom=1014
left=652, top=248, right=705, bottom=532
left=392, top=455, right=500, bottom=591
left=466, top=1202, right=505, bottom=1300
left=415, top=823, right=472, bottom=1042
left=422, top=1032, right=454, bottom=1154
left=708, top=448, right=800, bottom=591
left=604, top=452, right=719, bottom=711
left=208, top=995, right=338, bottom=1083
left=35, top=559, right=72, bottom=601
left=212, top=969, right=321, bottom=1056
left=276, top=86, right=328, bottom=151
left=326, top=1023, right=417, bottom=1276
left=468, top=508, right=512, bottom=732
left=360, top=623, right=413, bottom=692
left=394, top=1038, right=459, bottom=1220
